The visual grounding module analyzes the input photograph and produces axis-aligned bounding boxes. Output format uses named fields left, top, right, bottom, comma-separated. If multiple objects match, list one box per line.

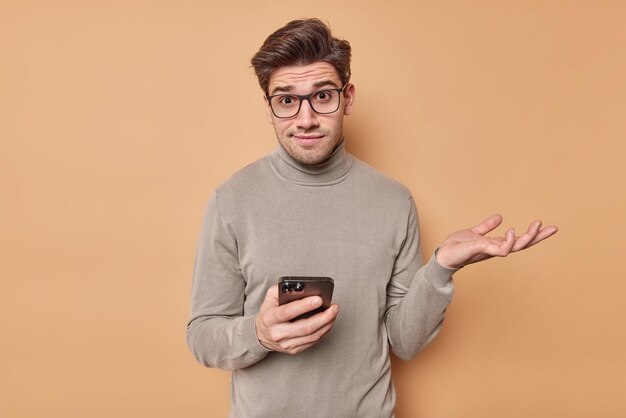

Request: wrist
left=254, top=316, right=274, bottom=352
left=434, top=246, right=458, bottom=270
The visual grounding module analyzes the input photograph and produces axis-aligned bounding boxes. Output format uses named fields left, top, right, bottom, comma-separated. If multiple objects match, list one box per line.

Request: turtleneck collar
left=268, top=138, right=353, bottom=186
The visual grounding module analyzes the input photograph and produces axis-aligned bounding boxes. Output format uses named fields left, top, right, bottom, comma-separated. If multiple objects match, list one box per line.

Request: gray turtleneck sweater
left=187, top=140, right=456, bottom=418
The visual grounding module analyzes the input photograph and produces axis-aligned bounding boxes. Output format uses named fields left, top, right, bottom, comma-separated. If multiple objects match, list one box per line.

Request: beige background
left=1, top=1, right=625, bottom=417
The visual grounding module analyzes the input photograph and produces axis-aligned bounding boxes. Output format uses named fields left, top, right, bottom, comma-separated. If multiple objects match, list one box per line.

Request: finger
left=511, top=220, right=542, bottom=252
left=290, top=304, right=339, bottom=334
left=499, top=227, right=516, bottom=256
left=470, top=214, right=503, bottom=236
left=525, top=225, right=558, bottom=248
left=273, top=295, right=325, bottom=323
left=266, top=304, right=339, bottom=349
left=481, top=227, right=515, bottom=256
left=279, top=304, right=339, bottom=354
left=277, top=314, right=338, bottom=354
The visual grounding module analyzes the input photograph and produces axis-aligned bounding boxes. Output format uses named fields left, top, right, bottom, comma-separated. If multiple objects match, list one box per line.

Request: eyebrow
left=269, top=80, right=341, bottom=96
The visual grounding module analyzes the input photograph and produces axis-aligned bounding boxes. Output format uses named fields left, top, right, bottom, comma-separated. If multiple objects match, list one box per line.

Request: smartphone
left=278, top=276, right=334, bottom=321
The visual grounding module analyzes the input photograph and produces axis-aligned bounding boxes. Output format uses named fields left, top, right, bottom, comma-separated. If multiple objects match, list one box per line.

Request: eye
left=315, top=90, right=332, bottom=101
left=278, top=95, right=297, bottom=106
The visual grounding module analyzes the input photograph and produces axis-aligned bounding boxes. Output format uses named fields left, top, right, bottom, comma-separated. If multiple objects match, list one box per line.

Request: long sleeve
left=185, top=151, right=457, bottom=416
left=186, top=191, right=270, bottom=371
left=384, top=196, right=457, bottom=360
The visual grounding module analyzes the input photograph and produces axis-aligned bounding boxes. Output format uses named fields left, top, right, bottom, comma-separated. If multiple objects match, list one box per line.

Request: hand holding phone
left=255, top=279, right=339, bottom=355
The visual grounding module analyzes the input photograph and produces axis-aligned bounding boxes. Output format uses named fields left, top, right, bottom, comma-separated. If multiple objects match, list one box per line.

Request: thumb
left=470, top=214, right=503, bottom=236
left=262, top=285, right=279, bottom=308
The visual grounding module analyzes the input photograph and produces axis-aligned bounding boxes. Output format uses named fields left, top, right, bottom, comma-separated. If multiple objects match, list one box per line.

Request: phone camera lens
left=281, top=283, right=290, bottom=293
left=294, top=282, right=304, bottom=292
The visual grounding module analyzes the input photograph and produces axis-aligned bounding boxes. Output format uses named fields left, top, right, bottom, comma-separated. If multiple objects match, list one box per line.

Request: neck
left=269, top=139, right=353, bottom=186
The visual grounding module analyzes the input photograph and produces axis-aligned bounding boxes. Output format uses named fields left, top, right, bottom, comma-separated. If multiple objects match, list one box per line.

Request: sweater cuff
left=426, top=249, right=459, bottom=286
left=241, top=314, right=273, bottom=359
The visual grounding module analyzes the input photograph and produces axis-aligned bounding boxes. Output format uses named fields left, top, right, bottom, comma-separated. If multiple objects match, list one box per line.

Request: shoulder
left=349, top=156, right=413, bottom=202
left=224, top=156, right=271, bottom=188
left=213, top=155, right=273, bottom=209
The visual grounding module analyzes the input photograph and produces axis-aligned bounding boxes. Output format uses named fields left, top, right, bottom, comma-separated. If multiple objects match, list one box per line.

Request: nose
left=295, top=98, right=320, bottom=130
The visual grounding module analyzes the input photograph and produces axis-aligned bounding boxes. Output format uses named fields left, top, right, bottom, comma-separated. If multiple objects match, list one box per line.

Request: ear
left=342, top=83, right=356, bottom=116
left=263, top=95, right=274, bottom=125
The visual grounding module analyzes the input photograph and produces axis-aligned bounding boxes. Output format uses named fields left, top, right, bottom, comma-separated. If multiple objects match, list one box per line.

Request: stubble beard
left=278, top=129, right=342, bottom=166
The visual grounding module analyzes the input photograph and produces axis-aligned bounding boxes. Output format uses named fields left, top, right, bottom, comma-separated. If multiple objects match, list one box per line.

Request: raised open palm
left=435, top=214, right=558, bottom=269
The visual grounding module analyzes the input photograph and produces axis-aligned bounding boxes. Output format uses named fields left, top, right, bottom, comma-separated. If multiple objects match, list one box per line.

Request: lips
left=292, top=134, right=324, bottom=147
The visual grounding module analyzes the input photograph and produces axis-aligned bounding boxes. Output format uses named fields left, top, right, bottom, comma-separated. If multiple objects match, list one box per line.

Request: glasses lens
left=310, top=90, right=340, bottom=114
left=270, top=95, right=300, bottom=118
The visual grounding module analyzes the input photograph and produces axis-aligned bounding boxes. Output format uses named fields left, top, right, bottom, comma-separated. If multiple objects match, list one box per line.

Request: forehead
left=268, top=62, right=341, bottom=94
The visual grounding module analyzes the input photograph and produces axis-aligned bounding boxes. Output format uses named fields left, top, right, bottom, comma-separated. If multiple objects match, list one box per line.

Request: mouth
left=291, top=134, right=324, bottom=147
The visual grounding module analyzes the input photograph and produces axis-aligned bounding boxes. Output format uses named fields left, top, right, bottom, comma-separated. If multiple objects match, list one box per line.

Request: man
left=187, top=18, right=557, bottom=417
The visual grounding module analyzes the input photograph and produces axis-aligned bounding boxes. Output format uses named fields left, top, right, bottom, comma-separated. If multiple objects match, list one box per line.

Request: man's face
left=265, top=62, right=355, bottom=165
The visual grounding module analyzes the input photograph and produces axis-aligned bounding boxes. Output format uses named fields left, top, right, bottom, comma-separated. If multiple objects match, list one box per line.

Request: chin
left=281, top=135, right=340, bottom=165
left=294, top=148, right=329, bottom=165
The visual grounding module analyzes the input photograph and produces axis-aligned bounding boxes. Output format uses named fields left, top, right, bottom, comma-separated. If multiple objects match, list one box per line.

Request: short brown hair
left=251, top=18, right=351, bottom=95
